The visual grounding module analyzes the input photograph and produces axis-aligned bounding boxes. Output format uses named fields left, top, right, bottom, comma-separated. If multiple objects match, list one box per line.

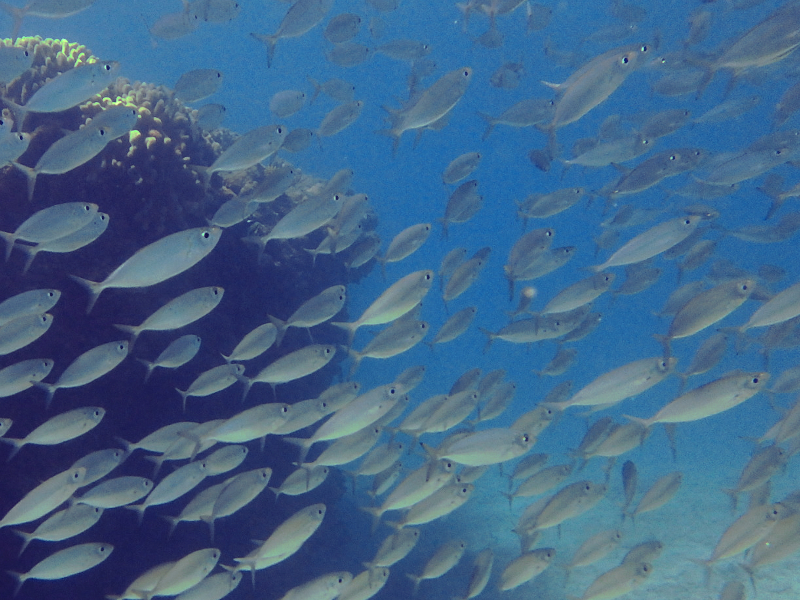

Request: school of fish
left=1, top=1, right=800, bottom=600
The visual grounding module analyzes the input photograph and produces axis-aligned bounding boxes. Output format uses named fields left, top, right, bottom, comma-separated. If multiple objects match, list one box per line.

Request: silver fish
left=70, top=226, right=222, bottom=313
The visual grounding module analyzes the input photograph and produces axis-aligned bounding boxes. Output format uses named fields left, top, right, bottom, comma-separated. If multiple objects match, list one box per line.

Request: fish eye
left=463, top=70, right=469, bottom=76
left=640, top=44, right=649, bottom=52
left=752, top=377, right=760, bottom=384
left=282, top=406, right=289, bottom=412
left=683, top=219, right=691, bottom=224
left=669, top=154, right=677, bottom=161
left=621, top=56, right=629, bottom=64
left=425, top=273, right=432, bottom=280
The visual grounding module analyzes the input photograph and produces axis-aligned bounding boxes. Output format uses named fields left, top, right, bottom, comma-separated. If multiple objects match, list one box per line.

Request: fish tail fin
left=359, top=505, right=382, bottom=534
left=283, top=436, right=313, bottom=464
left=622, top=414, right=651, bottom=430
left=31, top=381, right=56, bottom=409
left=11, top=529, right=32, bottom=556
left=695, top=68, right=714, bottom=100
left=0, top=231, right=15, bottom=262
left=250, top=32, right=278, bottom=67
left=68, top=274, right=103, bottom=314
left=113, top=324, right=141, bottom=349
left=199, top=514, right=216, bottom=541
left=478, top=327, right=494, bottom=353
left=374, top=126, right=401, bottom=156
left=18, top=244, right=38, bottom=274
left=652, top=333, right=672, bottom=359
left=476, top=112, right=494, bottom=140
left=6, top=569, right=25, bottom=597
left=675, top=372, right=688, bottom=395
left=0, top=437, right=24, bottom=461
left=175, top=388, right=190, bottom=412
left=124, top=503, right=147, bottom=526
left=267, top=315, right=288, bottom=346
left=12, top=161, right=37, bottom=202
left=330, top=321, right=357, bottom=346
left=740, top=563, right=757, bottom=594
left=688, top=558, right=713, bottom=587
left=405, top=574, right=422, bottom=596
left=501, top=491, right=514, bottom=510
left=722, top=488, right=739, bottom=511
left=347, top=348, right=363, bottom=378
left=159, top=514, right=180, bottom=539
left=306, top=76, right=321, bottom=104
left=239, top=376, right=254, bottom=403
left=135, top=358, right=156, bottom=383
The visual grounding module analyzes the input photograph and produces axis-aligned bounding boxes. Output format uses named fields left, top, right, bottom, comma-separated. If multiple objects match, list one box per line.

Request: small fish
left=498, top=547, right=555, bottom=591
left=146, top=548, right=220, bottom=597
left=324, top=13, right=362, bottom=43
left=380, top=67, right=473, bottom=152
left=174, top=68, right=223, bottom=102
left=72, top=476, right=152, bottom=509
left=199, top=125, right=287, bottom=186
left=0, top=406, right=104, bottom=460
left=176, top=363, right=244, bottom=411
left=241, top=344, right=336, bottom=400
left=70, top=226, right=222, bottom=313
left=233, top=504, right=325, bottom=577
left=478, top=97, right=554, bottom=140
left=0, top=313, right=53, bottom=356
left=456, top=548, right=493, bottom=600
left=625, top=371, right=769, bottom=427
left=0, top=289, right=60, bottom=326
left=318, top=100, right=364, bottom=137
left=267, top=285, right=347, bottom=346
left=202, top=467, right=272, bottom=540
left=195, top=103, right=227, bottom=130
left=279, top=572, right=352, bottom=600
left=222, top=323, right=277, bottom=362
left=114, top=286, right=223, bottom=348
left=631, top=472, right=682, bottom=520
left=34, top=340, right=128, bottom=408
left=427, top=306, right=477, bottom=347
left=332, top=270, right=433, bottom=343
left=126, top=461, right=211, bottom=523
left=406, top=539, right=466, bottom=596
left=189, top=0, right=240, bottom=22
left=425, top=428, right=533, bottom=467
left=441, top=180, right=483, bottom=238
left=0, top=358, right=53, bottom=398
left=0, top=202, right=98, bottom=261
left=20, top=212, right=109, bottom=274
left=12, top=504, right=102, bottom=556
left=137, top=334, right=201, bottom=383
left=0, top=467, right=87, bottom=529
left=545, top=356, right=675, bottom=411
left=572, top=560, right=652, bottom=600
left=270, top=90, right=306, bottom=118
left=5, top=60, right=119, bottom=128
left=8, top=542, right=113, bottom=596
left=592, top=216, right=702, bottom=271
left=250, top=0, right=334, bottom=67
left=282, top=127, right=313, bottom=152
left=149, top=1, right=200, bottom=40
left=379, top=223, right=431, bottom=271
left=442, top=152, right=481, bottom=184
left=0, top=46, right=31, bottom=83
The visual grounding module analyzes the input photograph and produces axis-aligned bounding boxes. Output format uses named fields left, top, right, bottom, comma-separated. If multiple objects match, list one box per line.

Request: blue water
left=1, top=0, right=800, bottom=599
